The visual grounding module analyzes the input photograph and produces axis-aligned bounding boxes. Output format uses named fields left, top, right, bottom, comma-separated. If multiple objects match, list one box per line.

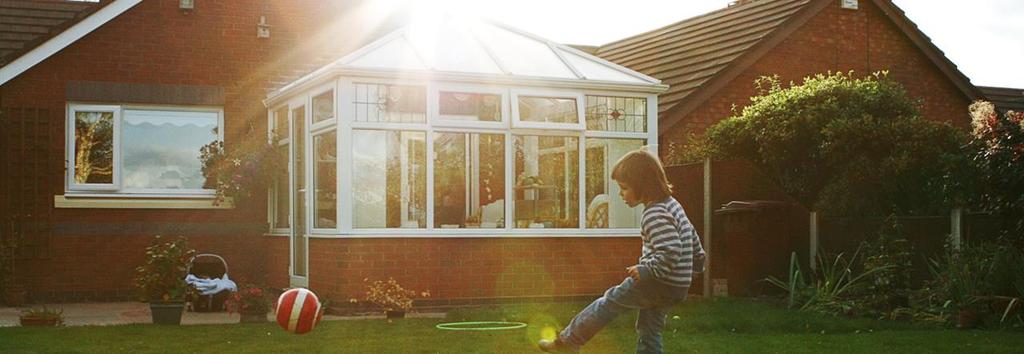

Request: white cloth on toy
left=185, top=273, right=237, bottom=295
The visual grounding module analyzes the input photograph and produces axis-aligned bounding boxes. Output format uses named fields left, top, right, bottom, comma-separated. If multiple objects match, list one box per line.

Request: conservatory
left=264, top=18, right=667, bottom=285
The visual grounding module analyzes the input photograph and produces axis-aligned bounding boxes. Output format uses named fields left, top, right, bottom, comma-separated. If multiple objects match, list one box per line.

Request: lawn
left=1, top=298, right=1021, bottom=353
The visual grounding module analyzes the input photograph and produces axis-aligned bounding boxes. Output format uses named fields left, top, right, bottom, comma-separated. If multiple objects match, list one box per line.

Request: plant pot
left=957, top=309, right=978, bottom=329
left=150, top=301, right=185, bottom=325
left=240, top=310, right=267, bottom=323
left=385, top=310, right=406, bottom=319
left=20, top=316, right=60, bottom=327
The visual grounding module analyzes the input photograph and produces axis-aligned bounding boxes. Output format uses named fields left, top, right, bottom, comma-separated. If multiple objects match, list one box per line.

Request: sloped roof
left=980, top=86, right=1024, bottom=112
left=268, top=17, right=665, bottom=104
left=594, top=0, right=813, bottom=116
left=0, top=0, right=101, bottom=66
left=595, top=0, right=983, bottom=134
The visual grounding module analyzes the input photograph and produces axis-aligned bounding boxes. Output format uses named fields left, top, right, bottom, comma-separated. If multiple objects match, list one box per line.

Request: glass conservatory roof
left=269, top=16, right=665, bottom=101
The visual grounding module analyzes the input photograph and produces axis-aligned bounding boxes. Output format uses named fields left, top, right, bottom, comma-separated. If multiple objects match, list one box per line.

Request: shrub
left=858, top=215, right=914, bottom=318
left=351, top=277, right=430, bottom=313
left=705, top=72, right=965, bottom=216
left=224, top=283, right=271, bottom=314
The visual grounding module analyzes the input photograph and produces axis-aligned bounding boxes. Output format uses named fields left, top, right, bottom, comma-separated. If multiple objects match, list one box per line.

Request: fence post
left=950, top=207, right=962, bottom=250
left=703, top=158, right=712, bottom=298
left=809, top=211, right=818, bottom=271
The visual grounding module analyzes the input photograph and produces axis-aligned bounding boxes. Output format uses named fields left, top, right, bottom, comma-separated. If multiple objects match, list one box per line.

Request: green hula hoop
left=435, top=321, right=528, bottom=331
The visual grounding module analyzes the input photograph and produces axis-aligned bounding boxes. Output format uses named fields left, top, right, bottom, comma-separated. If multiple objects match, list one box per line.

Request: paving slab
left=0, top=303, right=445, bottom=327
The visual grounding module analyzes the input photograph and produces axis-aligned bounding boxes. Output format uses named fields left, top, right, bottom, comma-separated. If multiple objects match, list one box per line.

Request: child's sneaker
left=538, top=338, right=576, bottom=353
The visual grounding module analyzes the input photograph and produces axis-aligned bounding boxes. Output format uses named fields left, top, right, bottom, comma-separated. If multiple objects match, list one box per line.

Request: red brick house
left=0, top=0, right=1014, bottom=305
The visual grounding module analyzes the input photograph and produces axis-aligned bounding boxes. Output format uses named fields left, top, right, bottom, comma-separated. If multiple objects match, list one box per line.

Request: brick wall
left=661, top=0, right=973, bottom=146
left=0, top=0, right=642, bottom=303
left=0, top=0, right=329, bottom=301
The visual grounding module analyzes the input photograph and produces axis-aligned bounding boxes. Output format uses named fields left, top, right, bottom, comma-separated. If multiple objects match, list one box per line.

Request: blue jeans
left=558, top=277, right=688, bottom=354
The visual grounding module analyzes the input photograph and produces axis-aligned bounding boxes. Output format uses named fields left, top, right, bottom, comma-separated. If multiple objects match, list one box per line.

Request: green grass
left=1, top=298, right=1021, bottom=353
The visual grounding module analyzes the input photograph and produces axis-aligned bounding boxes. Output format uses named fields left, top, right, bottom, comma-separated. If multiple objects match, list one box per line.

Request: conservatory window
left=585, top=95, right=647, bottom=133
left=312, top=90, right=334, bottom=124
left=353, top=83, right=426, bottom=123
left=518, top=96, right=578, bottom=123
left=66, top=104, right=222, bottom=195
left=313, top=131, right=337, bottom=229
left=438, top=91, right=502, bottom=122
left=433, top=132, right=505, bottom=229
left=513, top=135, right=579, bottom=229
left=352, top=130, right=426, bottom=229
left=271, top=106, right=290, bottom=230
left=584, top=138, right=645, bottom=228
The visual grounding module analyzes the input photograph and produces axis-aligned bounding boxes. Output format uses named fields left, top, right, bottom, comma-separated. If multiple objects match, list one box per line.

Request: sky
left=404, top=0, right=1023, bottom=88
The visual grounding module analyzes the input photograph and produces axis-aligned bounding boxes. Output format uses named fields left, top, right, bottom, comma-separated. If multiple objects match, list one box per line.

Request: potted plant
left=353, top=277, right=429, bottom=319
left=225, top=283, right=271, bottom=323
left=19, top=305, right=63, bottom=327
left=133, top=236, right=195, bottom=325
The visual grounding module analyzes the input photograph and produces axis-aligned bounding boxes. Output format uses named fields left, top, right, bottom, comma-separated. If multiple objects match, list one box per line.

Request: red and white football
left=275, top=287, right=323, bottom=334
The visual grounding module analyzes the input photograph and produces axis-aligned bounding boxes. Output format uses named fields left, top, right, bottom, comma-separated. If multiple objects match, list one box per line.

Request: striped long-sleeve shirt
left=637, top=196, right=705, bottom=288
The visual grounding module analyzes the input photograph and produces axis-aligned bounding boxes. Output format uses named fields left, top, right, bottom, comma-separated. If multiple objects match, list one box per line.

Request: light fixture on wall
left=841, top=0, right=858, bottom=10
left=257, top=15, right=271, bottom=38
left=180, top=0, right=195, bottom=11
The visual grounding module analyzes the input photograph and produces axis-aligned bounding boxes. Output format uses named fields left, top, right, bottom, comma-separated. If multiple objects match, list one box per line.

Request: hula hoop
left=435, top=321, right=528, bottom=331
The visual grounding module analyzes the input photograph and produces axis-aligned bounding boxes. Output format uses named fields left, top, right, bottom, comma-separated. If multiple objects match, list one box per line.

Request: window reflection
left=314, top=131, right=337, bottom=228
left=585, top=138, right=644, bottom=228
left=73, top=111, right=114, bottom=184
left=518, top=96, right=578, bottom=124
left=353, top=130, right=426, bottom=228
left=439, top=91, right=501, bottom=122
left=514, top=135, right=579, bottom=228
left=434, top=132, right=505, bottom=229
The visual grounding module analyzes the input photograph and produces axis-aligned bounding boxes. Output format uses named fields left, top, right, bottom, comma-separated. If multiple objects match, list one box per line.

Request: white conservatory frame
left=264, top=21, right=667, bottom=239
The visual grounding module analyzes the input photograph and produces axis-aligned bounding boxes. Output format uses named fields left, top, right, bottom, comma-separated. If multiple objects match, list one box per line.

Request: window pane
left=518, top=96, right=578, bottom=124
left=434, top=133, right=505, bottom=229
left=312, top=91, right=334, bottom=123
left=313, top=131, right=337, bottom=228
left=353, top=83, right=426, bottom=123
left=585, top=138, right=644, bottom=228
left=353, top=130, right=426, bottom=228
left=274, top=145, right=290, bottom=229
left=122, top=110, right=217, bottom=189
left=514, top=135, right=579, bottom=229
left=73, top=111, right=114, bottom=184
left=292, top=106, right=306, bottom=276
left=273, top=106, right=289, bottom=138
left=585, top=95, right=647, bottom=132
left=439, top=91, right=501, bottom=122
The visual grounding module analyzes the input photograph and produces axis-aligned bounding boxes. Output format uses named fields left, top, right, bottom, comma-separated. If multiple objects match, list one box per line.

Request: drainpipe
left=703, top=158, right=712, bottom=298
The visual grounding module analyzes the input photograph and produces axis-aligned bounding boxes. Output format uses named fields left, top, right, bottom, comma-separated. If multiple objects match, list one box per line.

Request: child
left=539, top=148, right=705, bottom=354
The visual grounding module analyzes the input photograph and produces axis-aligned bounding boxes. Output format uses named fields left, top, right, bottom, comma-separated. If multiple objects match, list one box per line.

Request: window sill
left=54, top=195, right=234, bottom=209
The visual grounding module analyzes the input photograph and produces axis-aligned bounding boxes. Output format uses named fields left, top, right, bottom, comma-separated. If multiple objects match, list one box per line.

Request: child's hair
left=611, top=148, right=673, bottom=204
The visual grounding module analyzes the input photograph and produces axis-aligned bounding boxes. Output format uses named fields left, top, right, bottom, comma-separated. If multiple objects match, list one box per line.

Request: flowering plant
left=199, top=137, right=285, bottom=206
left=352, top=277, right=430, bottom=312
left=968, top=101, right=1024, bottom=234
left=224, top=283, right=271, bottom=314
left=133, top=236, right=195, bottom=302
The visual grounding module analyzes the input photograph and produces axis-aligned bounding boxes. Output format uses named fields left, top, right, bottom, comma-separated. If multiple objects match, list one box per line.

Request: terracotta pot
left=385, top=310, right=406, bottom=319
left=20, top=316, right=60, bottom=327
left=957, top=309, right=978, bottom=329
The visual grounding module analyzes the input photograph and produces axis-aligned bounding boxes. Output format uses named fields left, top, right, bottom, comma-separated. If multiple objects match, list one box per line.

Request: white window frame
left=510, top=89, right=586, bottom=131
left=67, top=104, right=121, bottom=191
left=431, top=83, right=509, bottom=130
left=309, top=83, right=337, bottom=132
left=268, top=104, right=291, bottom=234
left=65, top=103, right=223, bottom=197
left=269, top=75, right=659, bottom=238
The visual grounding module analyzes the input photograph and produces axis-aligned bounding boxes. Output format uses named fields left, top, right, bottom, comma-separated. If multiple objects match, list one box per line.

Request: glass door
left=290, top=105, right=308, bottom=287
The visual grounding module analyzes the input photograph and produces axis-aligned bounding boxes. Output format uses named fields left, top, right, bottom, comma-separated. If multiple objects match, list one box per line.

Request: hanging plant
left=199, top=135, right=285, bottom=206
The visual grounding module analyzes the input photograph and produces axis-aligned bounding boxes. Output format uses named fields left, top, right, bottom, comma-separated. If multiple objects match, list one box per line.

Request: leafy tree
left=967, top=101, right=1024, bottom=235
left=704, top=72, right=965, bottom=216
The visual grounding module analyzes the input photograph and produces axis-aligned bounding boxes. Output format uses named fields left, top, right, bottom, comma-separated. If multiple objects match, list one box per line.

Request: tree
left=968, top=101, right=1024, bottom=235
left=704, top=72, right=965, bottom=216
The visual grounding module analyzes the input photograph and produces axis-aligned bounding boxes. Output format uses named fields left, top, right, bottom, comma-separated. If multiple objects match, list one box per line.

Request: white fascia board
left=264, top=65, right=669, bottom=109
left=0, top=0, right=144, bottom=86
